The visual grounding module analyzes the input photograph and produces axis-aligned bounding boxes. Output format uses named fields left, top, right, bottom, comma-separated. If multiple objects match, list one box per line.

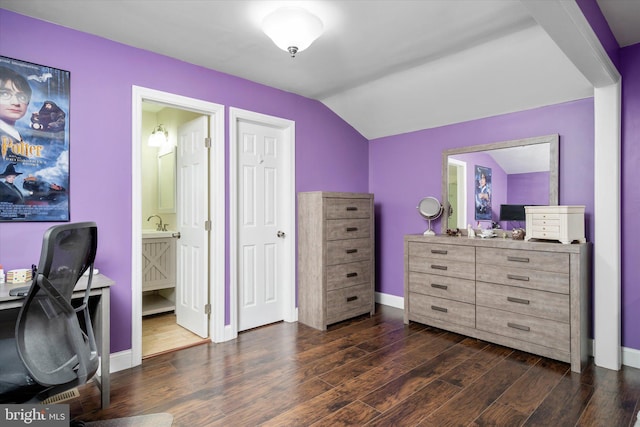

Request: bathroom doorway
left=131, top=86, right=225, bottom=367
left=140, top=103, right=208, bottom=357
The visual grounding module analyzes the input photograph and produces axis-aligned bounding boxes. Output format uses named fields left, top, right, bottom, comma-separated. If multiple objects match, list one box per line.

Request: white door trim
left=131, top=86, right=225, bottom=368
left=229, top=108, right=297, bottom=339
left=521, top=1, right=622, bottom=369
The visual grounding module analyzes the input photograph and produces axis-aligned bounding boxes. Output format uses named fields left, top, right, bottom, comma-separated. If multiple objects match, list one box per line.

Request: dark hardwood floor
left=71, top=304, right=640, bottom=426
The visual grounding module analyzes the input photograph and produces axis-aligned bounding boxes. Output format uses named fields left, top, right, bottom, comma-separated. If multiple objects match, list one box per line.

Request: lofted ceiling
left=1, top=0, right=639, bottom=140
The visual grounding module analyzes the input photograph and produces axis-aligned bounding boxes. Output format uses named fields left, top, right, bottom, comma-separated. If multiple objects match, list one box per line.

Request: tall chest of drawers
left=405, top=235, right=590, bottom=372
left=298, top=192, right=375, bottom=330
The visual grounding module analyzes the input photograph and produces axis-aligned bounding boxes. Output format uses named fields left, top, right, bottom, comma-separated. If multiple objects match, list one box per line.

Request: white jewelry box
left=525, top=205, right=586, bottom=244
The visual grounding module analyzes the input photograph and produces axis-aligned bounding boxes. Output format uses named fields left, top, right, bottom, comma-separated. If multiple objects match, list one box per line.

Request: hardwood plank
left=366, top=379, right=461, bottom=426
left=524, top=372, right=595, bottom=426
left=438, top=342, right=514, bottom=388
left=310, top=400, right=381, bottom=427
left=360, top=341, right=482, bottom=412
left=421, top=351, right=540, bottom=426
left=497, top=358, right=569, bottom=415
left=471, top=402, right=529, bottom=427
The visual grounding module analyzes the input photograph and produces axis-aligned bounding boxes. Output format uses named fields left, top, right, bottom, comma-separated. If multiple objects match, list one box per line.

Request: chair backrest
left=15, top=222, right=99, bottom=388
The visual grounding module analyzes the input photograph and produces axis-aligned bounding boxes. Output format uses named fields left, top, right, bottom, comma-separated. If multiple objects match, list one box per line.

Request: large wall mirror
left=442, top=134, right=558, bottom=231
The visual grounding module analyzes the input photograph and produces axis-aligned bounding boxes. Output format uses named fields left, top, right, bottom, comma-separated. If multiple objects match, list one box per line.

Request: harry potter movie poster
left=0, top=56, right=70, bottom=222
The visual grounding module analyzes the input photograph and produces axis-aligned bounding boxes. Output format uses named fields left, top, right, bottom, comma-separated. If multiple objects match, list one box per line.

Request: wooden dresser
left=298, top=192, right=375, bottom=330
left=404, top=234, right=590, bottom=372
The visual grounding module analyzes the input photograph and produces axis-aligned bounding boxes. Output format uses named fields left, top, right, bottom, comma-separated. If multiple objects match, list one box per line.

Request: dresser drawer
left=476, top=306, right=569, bottom=352
left=408, top=271, right=475, bottom=304
left=476, top=264, right=569, bottom=294
left=326, top=218, right=370, bottom=240
left=529, top=229, right=560, bottom=240
left=327, top=260, right=371, bottom=291
left=327, top=238, right=372, bottom=265
left=408, top=242, right=475, bottom=263
left=325, top=198, right=372, bottom=219
left=409, top=293, right=475, bottom=328
left=326, top=283, right=372, bottom=323
left=476, top=247, right=569, bottom=274
left=476, top=282, right=569, bottom=322
left=408, top=257, right=475, bottom=281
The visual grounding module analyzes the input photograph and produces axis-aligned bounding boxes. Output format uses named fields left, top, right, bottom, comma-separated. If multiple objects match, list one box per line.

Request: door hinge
left=204, top=137, right=212, bottom=148
left=204, top=304, right=211, bottom=315
left=205, top=220, right=211, bottom=231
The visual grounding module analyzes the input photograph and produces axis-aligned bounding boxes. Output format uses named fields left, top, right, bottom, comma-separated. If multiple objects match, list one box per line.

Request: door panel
left=238, top=121, right=285, bottom=331
left=176, top=116, right=209, bottom=338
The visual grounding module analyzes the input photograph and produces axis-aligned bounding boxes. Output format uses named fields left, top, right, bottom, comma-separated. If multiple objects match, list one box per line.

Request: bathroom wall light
left=262, top=6, right=323, bottom=57
left=148, top=124, right=168, bottom=147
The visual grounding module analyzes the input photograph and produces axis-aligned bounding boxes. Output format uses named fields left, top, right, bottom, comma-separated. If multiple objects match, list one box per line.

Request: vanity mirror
left=442, top=134, right=558, bottom=232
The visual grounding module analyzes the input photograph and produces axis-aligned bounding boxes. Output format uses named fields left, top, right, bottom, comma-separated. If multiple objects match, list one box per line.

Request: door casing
left=229, top=108, right=297, bottom=339
left=131, top=86, right=225, bottom=368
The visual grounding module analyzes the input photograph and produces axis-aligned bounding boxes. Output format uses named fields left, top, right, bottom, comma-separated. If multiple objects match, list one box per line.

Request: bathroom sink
left=142, top=230, right=175, bottom=238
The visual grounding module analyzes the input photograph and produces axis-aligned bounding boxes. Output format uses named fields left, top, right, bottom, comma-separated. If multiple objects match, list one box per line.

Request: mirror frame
left=441, top=134, right=559, bottom=232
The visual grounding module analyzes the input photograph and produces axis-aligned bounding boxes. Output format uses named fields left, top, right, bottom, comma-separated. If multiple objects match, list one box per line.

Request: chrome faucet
left=147, top=215, right=166, bottom=231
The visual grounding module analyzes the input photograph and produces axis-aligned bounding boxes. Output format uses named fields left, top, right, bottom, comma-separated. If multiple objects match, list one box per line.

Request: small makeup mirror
left=417, top=197, right=443, bottom=236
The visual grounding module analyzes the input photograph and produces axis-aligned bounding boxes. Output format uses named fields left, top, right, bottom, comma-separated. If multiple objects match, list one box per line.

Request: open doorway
left=131, top=87, right=225, bottom=368
left=140, top=103, right=209, bottom=357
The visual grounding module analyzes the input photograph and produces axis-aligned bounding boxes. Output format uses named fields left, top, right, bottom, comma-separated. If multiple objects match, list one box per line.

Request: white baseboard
left=622, top=345, right=640, bottom=369
left=375, top=292, right=404, bottom=309
left=109, top=349, right=133, bottom=373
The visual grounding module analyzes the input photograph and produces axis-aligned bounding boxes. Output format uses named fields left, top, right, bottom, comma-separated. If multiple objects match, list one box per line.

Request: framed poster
left=474, top=165, right=492, bottom=221
left=0, top=56, right=70, bottom=222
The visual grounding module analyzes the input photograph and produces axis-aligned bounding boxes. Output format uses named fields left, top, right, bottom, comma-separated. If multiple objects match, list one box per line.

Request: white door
left=237, top=120, right=286, bottom=331
left=176, top=116, right=209, bottom=338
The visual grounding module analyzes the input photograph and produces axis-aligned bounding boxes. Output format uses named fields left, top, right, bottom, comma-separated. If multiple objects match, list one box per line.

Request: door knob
left=277, top=231, right=286, bottom=238
left=172, top=232, right=181, bottom=239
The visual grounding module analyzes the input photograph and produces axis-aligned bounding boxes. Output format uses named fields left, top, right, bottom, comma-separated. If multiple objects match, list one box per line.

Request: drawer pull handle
left=431, top=305, right=448, bottom=313
left=431, top=283, right=448, bottom=290
left=346, top=227, right=358, bottom=232
left=431, top=249, right=448, bottom=255
left=507, top=296, right=530, bottom=305
left=507, top=322, right=530, bottom=332
left=346, top=207, right=358, bottom=211
left=346, top=296, right=358, bottom=302
left=507, top=256, right=530, bottom=263
left=431, top=265, right=448, bottom=271
left=507, top=274, right=529, bottom=282
left=346, top=272, right=358, bottom=278
left=345, top=249, right=358, bottom=254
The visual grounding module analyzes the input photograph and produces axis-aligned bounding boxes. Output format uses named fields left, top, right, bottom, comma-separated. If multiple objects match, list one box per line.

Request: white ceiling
left=2, top=0, right=639, bottom=140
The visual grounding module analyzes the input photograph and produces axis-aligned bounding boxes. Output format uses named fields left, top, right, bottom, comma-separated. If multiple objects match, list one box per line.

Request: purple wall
left=369, top=99, right=595, bottom=298
left=0, top=10, right=369, bottom=353
left=621, top=43, right=640, bottom=349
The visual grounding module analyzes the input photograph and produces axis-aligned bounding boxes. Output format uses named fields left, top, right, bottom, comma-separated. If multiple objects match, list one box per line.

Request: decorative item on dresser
left=298, top=192, right=375, bottom=330
left=404, top=234, right=590, bottom=372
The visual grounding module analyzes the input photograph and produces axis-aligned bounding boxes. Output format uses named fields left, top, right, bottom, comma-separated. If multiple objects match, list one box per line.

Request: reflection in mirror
left=442, top=134, right=558, bottom=232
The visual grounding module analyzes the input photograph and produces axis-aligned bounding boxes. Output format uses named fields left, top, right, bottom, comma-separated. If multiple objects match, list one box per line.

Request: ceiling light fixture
left=148, top=124, right=168, bottom=147
left=262, top=6, right=324, bottom=58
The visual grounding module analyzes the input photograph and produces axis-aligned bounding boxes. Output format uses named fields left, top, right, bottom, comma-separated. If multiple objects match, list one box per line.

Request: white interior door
left=176, top=116, right=209, bottom=338
left=237, top=120, right=286, bottom=331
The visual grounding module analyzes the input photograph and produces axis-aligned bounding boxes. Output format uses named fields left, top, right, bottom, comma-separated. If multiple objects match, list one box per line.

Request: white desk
left=0, top=274, right=113, bottom=408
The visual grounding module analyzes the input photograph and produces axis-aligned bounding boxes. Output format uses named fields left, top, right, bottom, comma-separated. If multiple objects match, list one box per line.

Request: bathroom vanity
left=142, top=231, right=176, bottom=316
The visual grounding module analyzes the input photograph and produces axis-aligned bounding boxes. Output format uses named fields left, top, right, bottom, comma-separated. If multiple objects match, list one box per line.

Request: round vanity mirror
left=417, top=197, right=443, bottom=236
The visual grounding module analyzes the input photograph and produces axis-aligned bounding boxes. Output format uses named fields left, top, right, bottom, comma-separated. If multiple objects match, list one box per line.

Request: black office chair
left=0, top=222, right=99, bottom=404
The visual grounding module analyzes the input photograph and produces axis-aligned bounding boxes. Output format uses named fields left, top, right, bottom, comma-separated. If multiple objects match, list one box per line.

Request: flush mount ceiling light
left=262, top=6, right=324, bottom=57
left=148, top=124, right=168, bottom=147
